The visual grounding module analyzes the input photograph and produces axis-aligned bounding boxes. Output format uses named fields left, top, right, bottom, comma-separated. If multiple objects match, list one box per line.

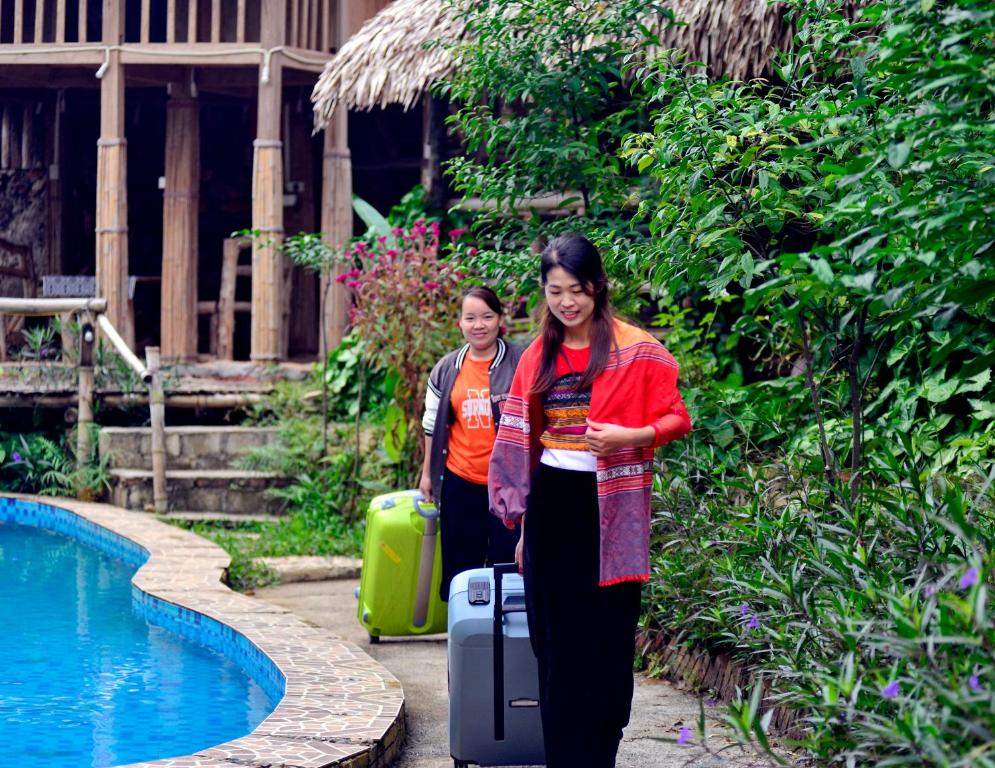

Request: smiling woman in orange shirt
left=419, top=286, right=524, bottom=601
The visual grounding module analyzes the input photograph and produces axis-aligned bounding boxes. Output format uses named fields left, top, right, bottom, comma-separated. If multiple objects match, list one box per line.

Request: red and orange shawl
left=488, top=318, right=691, bottom=586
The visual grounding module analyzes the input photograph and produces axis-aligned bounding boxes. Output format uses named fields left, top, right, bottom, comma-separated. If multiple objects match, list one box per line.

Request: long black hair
left=531, top=233, right=614, bottom=395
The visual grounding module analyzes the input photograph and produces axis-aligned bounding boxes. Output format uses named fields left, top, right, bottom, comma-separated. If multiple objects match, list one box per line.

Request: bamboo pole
left=187, top=0, right=196, bottom=43
left=96, top=313, right=150, bottom=382
left=160, top=76, right=200, bottom=362
left=236, top=0, right=245, bottom=42
left=34, top=0, right=44, bottom=43
left=96, top=0, right=131, bottom=347
left=145, top=346, right=168, bottom=514
left=14, top=0, right=24, bottom=44
left=141, top=0, right=150, bottom=42
left=217, top=237, right=242, bottom=359
left=77, top=320, right=95, bottom=468
left=56, top=0, right=66, bottom=42
left=319, top=105, right=352, bottom=356
left=0, top=297, right=107, bottom=315
left=250, top=0, right=285, bottom=361
left=210, top=0, right=220, bottom=42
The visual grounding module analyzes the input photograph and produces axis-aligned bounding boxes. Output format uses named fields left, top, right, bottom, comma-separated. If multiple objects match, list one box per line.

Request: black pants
left=524, top=464, right=642, bottom=768
left=438, top=467, right=520, bottom=601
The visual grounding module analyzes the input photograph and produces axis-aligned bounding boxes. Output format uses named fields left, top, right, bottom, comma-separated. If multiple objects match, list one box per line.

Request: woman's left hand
left=585, top=420, right=650, bottom=456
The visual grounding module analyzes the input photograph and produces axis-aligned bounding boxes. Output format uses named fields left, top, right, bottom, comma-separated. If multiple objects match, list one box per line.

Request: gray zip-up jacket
left=422, top=338, right=524, bottom=502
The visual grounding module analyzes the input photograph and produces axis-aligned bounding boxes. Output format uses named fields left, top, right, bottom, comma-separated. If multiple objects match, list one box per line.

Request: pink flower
left=348, top=268, right=361, bottom=278
left=430, top=221, right=441, bottom=236
left=467, top=247, right=478, bottom=257
left=448, top=228, right=467, bottom=239
left=377, top=236, right=387, bottom=246
left=346, top=280, right=360, bottom=288
left=392, top=227, right=404, bottom=236
left=354, top=241, right=367, bottom=253
left=386, top=249, right=398, bottom=258
left=424, top=281, right=440, bottom=290
left=334, top=273, right=348, bottom=284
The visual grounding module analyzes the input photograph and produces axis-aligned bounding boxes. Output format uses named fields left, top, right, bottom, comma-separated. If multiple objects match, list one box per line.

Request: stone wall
left=637, top=629, right=804, bottom=738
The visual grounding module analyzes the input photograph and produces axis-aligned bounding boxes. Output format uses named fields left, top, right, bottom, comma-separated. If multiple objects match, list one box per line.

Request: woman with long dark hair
left=420, top=285, right=524, bottom=601
left=489, top=233, right=691, bottom=767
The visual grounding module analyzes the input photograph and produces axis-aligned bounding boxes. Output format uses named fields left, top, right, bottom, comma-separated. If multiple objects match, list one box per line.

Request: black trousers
left=438, top=467, right=520, bottom=601
left=524, top=464, right=642, bottom=768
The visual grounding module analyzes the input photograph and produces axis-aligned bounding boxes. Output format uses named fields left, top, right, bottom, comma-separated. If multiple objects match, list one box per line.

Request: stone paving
left=5, top=495, right=404, bottom=768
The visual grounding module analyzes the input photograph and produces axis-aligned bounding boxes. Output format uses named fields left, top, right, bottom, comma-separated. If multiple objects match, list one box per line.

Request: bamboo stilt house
left=0, top=0, right=394, bottom=364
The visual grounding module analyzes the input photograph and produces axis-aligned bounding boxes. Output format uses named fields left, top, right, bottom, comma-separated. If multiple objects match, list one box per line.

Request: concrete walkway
left=255, top=579, right=765, bottom=768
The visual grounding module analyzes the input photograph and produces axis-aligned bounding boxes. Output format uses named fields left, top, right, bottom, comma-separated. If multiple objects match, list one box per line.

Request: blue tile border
left=0, top=494, right=405, bottom=768
left=0, top=495, right=285, bottom=703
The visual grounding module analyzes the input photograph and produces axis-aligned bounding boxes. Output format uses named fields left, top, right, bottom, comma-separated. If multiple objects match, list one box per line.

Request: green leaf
left=968, top=399, right=995, bottom=420
left=887, top=142, right=910, bottom=169
left=352, top=196, right=393, bottom=243
left=811, top=258, right=834, bottom=284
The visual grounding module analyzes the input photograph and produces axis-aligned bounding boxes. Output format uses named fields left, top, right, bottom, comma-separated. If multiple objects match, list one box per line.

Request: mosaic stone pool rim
left=0, top=494, right=405, bottom=768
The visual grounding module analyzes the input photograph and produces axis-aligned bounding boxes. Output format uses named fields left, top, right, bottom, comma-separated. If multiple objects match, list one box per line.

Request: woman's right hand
left=515, top=533, right=525, bottom=575
left=418, top=472, right=433, bottom=503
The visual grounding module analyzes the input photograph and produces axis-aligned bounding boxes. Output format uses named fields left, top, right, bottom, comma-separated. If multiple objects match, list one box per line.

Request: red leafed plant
left=342, top=220, right=463, bottom=480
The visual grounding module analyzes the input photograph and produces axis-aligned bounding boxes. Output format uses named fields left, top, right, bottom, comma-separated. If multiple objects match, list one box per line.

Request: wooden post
left=96, top=0, right=132, bottom=346
left=318, top=0, right=362, bottom=357
left=250, top=1, right=285, bottom=361
left=160, top=76, right=200, bottom=362
left=77, top=318, right=96, bottom=468
left=319, top=110, right=352, bottom=357
left=145, top=346, right=167, bottom=513
left=217, top=237, right=241, bottom=360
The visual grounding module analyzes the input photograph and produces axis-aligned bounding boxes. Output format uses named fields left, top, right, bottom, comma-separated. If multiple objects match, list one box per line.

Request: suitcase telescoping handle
left=492, top=561, right=525, bottom=741
left=412, top=493, right=439, bottom=628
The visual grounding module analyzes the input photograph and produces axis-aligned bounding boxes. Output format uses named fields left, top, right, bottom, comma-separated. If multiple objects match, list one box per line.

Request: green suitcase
left=357, top=490, right=448, bottom=641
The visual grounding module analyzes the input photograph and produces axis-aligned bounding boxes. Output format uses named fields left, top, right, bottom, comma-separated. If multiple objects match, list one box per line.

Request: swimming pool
left=0, top=518, right=276, bottom=767
left=0, top=495, right=405, bottom=768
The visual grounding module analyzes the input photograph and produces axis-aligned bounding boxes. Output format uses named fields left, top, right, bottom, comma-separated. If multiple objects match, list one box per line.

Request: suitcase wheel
left=369, top=633, right=380, bottom=644
left=453, top=761, right=470, bottom=768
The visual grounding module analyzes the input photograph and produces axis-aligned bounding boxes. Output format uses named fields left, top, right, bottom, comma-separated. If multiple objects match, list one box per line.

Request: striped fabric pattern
left=540, top=373, right=591, bottom=451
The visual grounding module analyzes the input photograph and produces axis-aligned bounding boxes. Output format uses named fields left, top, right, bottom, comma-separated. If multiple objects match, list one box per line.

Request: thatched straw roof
left=312, top=0, right=792, bottom=126
left=312, top=0, right=465, bottom=125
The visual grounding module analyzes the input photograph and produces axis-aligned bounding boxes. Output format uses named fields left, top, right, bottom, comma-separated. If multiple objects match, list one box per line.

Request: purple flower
left=12, top=452, right=22, bottom=463
left=739, top=602, right=749, bottom=616
left=881, top=681, right=900, bottom=700
left=969, top=675, right=982, bottom=691
left=705, top=698, right=718, bottom=707
left=960, top=567, right=979, bottom=590
left=748, top=615, right=760, bottom=630
left=924, top=583, right=939, bottom=597
left=677, top=726, right=692, bottom=745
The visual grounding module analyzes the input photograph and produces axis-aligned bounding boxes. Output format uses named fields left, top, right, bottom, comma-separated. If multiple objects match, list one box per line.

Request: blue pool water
left=0, top=520, right=276, bottom=767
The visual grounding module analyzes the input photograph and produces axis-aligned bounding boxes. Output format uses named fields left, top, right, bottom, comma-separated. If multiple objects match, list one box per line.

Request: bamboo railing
left=0, top=296, right=167, bottom=513
left=0, top=0, right=333, bottom=50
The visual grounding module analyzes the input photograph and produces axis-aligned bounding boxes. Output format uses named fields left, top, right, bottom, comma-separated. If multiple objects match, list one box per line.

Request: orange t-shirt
left=445, top=356, right=495, bottom=485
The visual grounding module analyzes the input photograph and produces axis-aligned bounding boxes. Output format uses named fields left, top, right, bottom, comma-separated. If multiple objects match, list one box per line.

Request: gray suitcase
left=447, top=563, right=545, bottom=767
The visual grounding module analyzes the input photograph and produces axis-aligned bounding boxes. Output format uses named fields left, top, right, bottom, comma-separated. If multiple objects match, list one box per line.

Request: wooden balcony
left=0, top=0, right=334, bottom=68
